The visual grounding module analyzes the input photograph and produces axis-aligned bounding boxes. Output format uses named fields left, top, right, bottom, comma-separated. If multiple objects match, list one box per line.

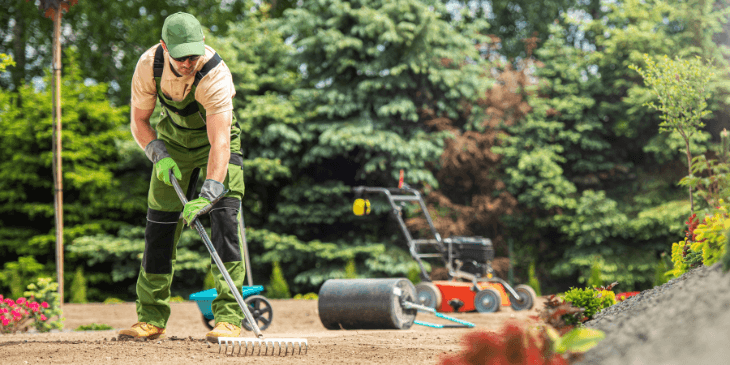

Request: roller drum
left=318, top=278, right=417, bottom=330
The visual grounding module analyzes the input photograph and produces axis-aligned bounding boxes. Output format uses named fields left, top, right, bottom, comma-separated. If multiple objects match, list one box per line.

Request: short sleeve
left=194, top=60, right=235, bottom=115
left=130, top=46, right=159, bottom=110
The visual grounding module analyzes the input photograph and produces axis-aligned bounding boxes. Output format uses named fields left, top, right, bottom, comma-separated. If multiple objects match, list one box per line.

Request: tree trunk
left=686, top=140, right=694, bottom=216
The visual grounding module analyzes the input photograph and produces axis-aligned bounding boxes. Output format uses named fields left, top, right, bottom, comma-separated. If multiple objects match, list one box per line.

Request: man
left=118, top=12, right=246, bottom=343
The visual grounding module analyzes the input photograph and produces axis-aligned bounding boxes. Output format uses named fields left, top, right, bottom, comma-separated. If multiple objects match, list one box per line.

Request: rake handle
left=170, top=170, right=264, bottom=339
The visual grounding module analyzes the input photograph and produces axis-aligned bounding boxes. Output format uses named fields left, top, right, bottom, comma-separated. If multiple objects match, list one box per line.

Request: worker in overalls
left=118, top=12, right=245, bottom=343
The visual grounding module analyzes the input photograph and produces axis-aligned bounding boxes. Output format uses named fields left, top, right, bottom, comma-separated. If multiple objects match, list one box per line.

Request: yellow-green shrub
left=692, top=209, right=730, bottom=267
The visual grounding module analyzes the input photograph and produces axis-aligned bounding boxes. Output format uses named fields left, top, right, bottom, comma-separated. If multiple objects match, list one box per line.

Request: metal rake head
left=218, top=337, right=308, bottom=356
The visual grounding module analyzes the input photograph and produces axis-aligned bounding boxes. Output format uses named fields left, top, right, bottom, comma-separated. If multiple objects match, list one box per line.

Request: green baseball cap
left=161, top=12, right=205, bottom=58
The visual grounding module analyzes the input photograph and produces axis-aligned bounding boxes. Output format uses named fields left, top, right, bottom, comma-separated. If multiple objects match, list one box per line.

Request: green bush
left=103, top=297, right=124, bottom=304
left=69, top=266, right=88, bottom=304
left=527, top=262, right=542, bottom=297
left=293, top=292, right=318, bottom=300
left=75, top=323, right=113, bottom=331
left=562, top=286, right=616, bottom=323
left=266, top=261, right=291, bottom=299
left=23, top=277, right=64, bottom=332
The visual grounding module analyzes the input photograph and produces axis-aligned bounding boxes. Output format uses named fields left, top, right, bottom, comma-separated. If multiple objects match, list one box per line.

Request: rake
left=170, top=171, right=308, bottom=356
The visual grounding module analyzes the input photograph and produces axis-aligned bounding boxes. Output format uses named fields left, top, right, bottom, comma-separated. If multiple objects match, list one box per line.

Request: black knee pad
left=209, top=197, right=242, bottom=263
left=143, top=209, right=181, bottom=274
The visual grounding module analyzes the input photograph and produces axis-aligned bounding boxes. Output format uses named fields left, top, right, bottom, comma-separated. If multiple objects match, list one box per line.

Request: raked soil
left=2, top=264, right=729, bottom=364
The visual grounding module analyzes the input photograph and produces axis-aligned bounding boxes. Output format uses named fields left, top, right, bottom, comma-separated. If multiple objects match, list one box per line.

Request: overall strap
left=194, top=53, right=222, bottom=86
left=153, top=45, right=164, bottom=78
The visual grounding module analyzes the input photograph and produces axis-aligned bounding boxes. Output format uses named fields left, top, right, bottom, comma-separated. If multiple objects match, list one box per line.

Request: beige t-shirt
left=131, top=44, right=235, bottom=115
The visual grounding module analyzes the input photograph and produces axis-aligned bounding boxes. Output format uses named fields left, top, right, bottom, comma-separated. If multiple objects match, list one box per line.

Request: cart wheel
left=202, top=315, right=215, bottom=330
left=242, top=295, right=273, bottom=331
left=509, top=284, right=537, bottom=311
left=415, top=282, right=442, bottom=309
left=474, top=288, right=501, bottom=313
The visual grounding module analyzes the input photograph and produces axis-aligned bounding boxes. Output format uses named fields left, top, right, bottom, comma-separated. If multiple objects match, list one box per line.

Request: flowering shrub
left=0, top=294, right=49, bottom=334
left=23, top=277, right=63, bottom=332
left=561, top=284, right=616, bottom=324
left=670, top=208, right=729, bottom=278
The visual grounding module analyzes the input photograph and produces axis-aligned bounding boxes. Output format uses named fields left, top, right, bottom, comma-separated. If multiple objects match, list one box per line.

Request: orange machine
left=353, top=182, right=536, bottom=313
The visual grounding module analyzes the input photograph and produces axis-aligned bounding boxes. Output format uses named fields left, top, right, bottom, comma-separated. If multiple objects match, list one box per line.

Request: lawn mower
left=352, top=182, right=536, bottom=314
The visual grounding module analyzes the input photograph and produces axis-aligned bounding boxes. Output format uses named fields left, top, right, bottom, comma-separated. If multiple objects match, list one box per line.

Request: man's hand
left=144, top=139, right=181, bottom=186
left=182, top=179, right=226, bottom=226
left=182, top=196, right=211, bottom=226
left=155, top=157, right=182, bottom=186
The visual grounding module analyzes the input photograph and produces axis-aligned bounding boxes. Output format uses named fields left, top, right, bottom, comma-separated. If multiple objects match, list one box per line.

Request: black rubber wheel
left=203, top=315, right=214, bottom=330
left=509, top=284, right=537, bottom=311
left=415, top=282, right=442, bottom=309
left=242, top=295, right=273, bottom=331
left=474, top=288, right=501, bottom=313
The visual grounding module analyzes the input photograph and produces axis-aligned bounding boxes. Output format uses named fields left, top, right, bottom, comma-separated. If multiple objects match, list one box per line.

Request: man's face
left=169, top=55, right=200, bottom=76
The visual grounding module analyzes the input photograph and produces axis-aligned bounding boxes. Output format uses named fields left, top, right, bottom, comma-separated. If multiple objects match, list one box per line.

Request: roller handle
left=169, top=170, right=264, bottom=339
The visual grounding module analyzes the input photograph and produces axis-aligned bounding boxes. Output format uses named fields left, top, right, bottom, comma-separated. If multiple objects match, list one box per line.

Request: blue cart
left=189, top=285, right=273, bottom=331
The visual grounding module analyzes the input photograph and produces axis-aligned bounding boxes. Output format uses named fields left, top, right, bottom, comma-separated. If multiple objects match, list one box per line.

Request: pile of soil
left=578, top=263, right=730, bottom=365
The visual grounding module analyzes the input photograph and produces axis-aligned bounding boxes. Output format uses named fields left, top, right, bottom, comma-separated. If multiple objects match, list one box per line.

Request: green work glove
left=155, top=157, right=182, bottom=186
left=182, top=179, right=226, bottom=226
left=182, top=196, right=211, bottom=226
left=145, top=139, right=181, bottom=186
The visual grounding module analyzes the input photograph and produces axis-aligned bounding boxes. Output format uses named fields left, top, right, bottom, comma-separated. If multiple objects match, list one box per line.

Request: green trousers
left=135, top=138, right=246, bottom=329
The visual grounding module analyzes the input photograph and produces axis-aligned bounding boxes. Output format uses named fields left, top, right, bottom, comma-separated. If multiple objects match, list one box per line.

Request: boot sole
left=118, top=333, right=166, bottom=341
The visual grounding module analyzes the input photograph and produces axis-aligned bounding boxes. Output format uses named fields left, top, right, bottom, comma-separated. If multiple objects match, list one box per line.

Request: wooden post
left=51, top=7, right=64, bottom=306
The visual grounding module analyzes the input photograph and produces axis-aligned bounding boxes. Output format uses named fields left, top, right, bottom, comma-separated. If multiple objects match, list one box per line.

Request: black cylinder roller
left=318, top=278, right=418, bottom=330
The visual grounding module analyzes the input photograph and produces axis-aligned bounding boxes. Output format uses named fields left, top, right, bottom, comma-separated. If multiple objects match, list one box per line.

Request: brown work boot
left=206, top=321, right=241, bottom=343
left=118, top=322, right=166, bottom=341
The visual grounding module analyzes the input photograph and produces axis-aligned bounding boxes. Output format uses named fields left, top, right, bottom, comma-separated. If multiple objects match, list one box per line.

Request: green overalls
left=136, top=45, right=246, bottom=329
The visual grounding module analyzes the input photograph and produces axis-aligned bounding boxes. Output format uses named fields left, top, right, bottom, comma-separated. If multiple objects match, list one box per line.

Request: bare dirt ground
left=0, top=297, right=546, bottom=365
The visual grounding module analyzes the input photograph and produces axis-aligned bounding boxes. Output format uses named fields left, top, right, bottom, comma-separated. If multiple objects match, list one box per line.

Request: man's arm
left=131, top=106, right=157, bottom=149
left=205, top=110, right=232, bottom=183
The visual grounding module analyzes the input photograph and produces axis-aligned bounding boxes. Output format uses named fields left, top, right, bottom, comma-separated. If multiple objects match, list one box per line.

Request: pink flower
left=0, top=294, right=3, bottom=301
left=41, top=302, right=49, bottom=309
left=40, top=314, right=47, bottom=321
left=0, top=308, right=7, bottom=314
left=4, top=299, right=14, bottom=306
left=1, top=318, right=9, bottom=326
left=16, top=297, right=26, bottom=305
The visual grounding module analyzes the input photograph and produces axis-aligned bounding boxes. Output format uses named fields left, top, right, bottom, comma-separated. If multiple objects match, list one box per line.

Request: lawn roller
left=170, top=170, right=307, bottom=356
left=317, top=278, right=475, bottom=330
left=352, top=182, right=537, bottom=314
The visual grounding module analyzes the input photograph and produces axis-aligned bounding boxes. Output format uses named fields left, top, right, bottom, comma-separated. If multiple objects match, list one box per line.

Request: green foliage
left=69, top=266, right=87, bottom=304
left=24, top=278, right=64, bottom=332
left=528, top=262, right=542, bottom=297
left=203, top=267, right=216, bottom=290
left=293, top=292, right=319, bottom=300
left=692, top=210, right=729, bottom=267
left=550, top=326, right=606, bottom=355
left=169, top=296, right=185, bottom=303
left=267, top=261, right=291, bottom=299
left=103, top=297, right=124, bottom=304
left=344, top=258, right=358, bottom=279
left=653, top=254, right=671, bottom=287
left=0, top=53, right=15, bottom=72
left=562, top=286, right=616, bottom=323
left=630, top=54, right=714, bottom=215
left=75, top=323, right=113, bottom=331
left=0, top=47, right=140, bottom=296
left=0, top=256, right=44, bottom=299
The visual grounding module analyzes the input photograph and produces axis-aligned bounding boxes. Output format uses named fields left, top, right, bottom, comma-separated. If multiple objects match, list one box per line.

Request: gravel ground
left=577, top=263, right=730, bottom=365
